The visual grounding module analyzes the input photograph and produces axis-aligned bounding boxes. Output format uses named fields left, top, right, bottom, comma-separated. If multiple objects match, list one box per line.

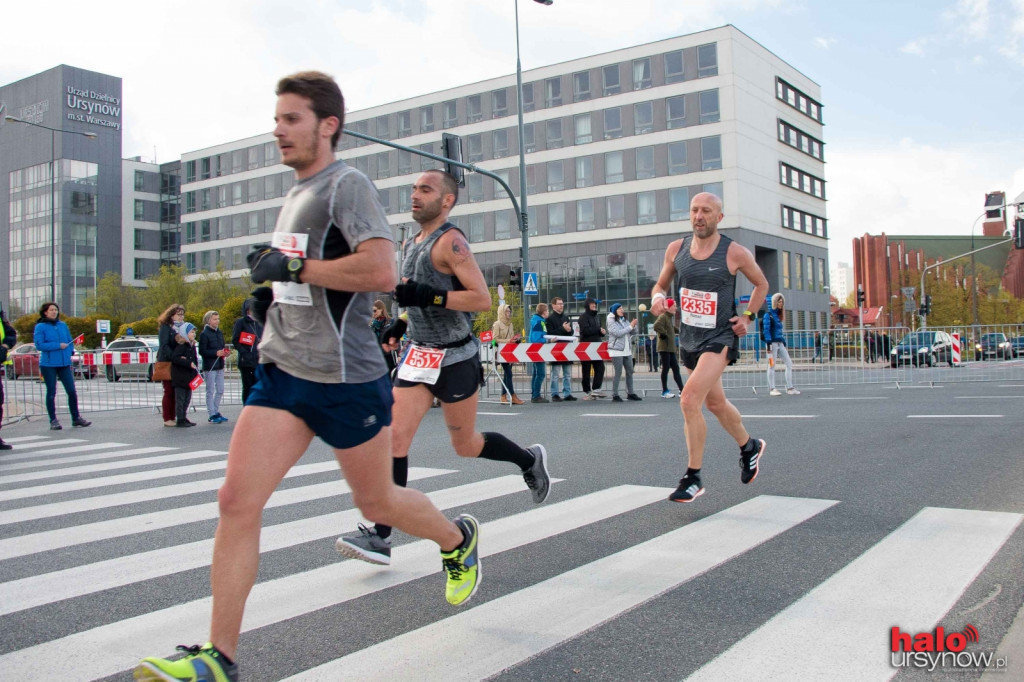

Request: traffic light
left=925, top=295, right=933, bottom=316
left=919, top=303, right=927, bottom=317
left=441, top=133, right=465, bottom=188
left=509, top=267, right=519, bottom=288
left=856, top=286, right=865, bottom=307
left=1015, top=217, right=1024, bottom=249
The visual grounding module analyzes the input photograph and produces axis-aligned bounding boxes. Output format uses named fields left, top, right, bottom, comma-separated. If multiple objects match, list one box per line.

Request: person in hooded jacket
left=33, top=301, right=91, bottom=430
left=231, top=298, right=264, bottom=405
left=0, top=305, right=17, bottom=450
left=199, top=311, right=230, bottom=424
left=606, top=303, right=642, bottom=402
left=578, top=298, right=606, bottom=399
left=762, top=293, right=799, bottom=396
left=491, top=303, right=523, bottom=404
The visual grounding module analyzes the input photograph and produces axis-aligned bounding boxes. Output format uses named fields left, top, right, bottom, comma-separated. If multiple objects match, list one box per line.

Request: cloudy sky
left=3, top=0, right=1022, bottom=264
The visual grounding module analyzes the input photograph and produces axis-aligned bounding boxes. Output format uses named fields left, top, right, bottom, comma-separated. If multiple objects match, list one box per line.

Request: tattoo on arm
left=450, top=236, right=472, bottom=266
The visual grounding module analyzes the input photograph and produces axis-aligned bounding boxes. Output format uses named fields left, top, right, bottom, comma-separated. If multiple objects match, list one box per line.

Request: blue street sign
left=573, top=289, right=589, bottom=301
left=739, top=295, right=751, bottom=305
left=523, top=271, right=539, bottom=295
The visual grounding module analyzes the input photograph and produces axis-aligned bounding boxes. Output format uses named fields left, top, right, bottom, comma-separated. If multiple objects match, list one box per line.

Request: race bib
left=238, top=332, right=256, bottom=347
left=270, top=232, right=313, bottom=306
left=679, top=287, right=718, bottom=329
left=396, top=344, right=447, bottom=385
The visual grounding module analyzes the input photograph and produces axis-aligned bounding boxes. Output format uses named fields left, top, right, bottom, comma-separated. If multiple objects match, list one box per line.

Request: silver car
left=103, top=335, right=161, bottom=381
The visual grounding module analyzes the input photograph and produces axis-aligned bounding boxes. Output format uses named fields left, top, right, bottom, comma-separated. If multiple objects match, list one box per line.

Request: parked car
left=975, top=333, right=1013, bottom=360
left=1010, top=336, right=1024, bottom=358
left=3, top=343, right=97, bottom=379
left=103, top=335, right=161, bottom=381
left=890, top=331, right=954, bottom=367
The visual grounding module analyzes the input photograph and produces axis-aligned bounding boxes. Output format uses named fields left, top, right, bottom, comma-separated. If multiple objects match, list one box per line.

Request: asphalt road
left=0, top=379, right=1022, bottom=681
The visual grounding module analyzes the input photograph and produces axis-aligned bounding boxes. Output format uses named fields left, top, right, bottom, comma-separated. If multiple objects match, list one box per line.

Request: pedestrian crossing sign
left=523, top=271, right=538, bottom=295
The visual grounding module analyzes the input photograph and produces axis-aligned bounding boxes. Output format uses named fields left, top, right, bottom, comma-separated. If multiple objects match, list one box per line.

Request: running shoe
left=134, top=642, right=238, bottom=682
left=523, top=444, right=551, bottom=504
left=441, top=514, right=481, bottom=606
left=335, top=524, right=392, bottom=565
left=71, top=417, right=92, bottom=427
left=740, top=438, right=766, bottom=484
left=668, top=472, right=704, bottom=503
left=769, top=389, right=782, bottom=396
left=786, top=388, right=801, bottom=395
left=661, top=390, right=676, bottom=399
left=627, top=393, right=643, bottom=401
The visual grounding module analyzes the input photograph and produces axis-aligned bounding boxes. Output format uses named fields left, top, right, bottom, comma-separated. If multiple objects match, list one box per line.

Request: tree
left=142, top=264, right=192, bottom=318
left=84, top=272, right=145, bottom=322
left=473, top=286, right=522, bottom=336
left=186, top=264, right=250, bottom=317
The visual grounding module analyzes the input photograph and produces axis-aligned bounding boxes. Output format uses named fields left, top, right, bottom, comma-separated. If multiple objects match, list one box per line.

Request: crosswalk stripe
left=0, top=441, right=130, bottom=461
left=0, top=447, right=184, bottom=481
left=0, top=467, right=455, bottom=560
left=686, top=506, right=1023, bottom=681
left=0, top=475, right=542, bottom=616
left=0, top=484, right=660, bottom=681
left=0, top=459, right=335, bottom=525
left=0, top=445, right=179, bottom=470
left=0, top=438, right=87, bottom=455
left=0, top=436, right=51, bottom=444
left=0, top=453, right=230, bottom=503
left=286, top=495, right=838, bottom=681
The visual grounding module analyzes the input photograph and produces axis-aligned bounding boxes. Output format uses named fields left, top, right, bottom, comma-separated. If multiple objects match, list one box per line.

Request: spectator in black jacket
left=170, top=323, right=200, bottom=427
left=546, top=297, right=576, bottom=401
left=157, top=304, right=186, bottom=427
left=199, top=311, right=230, bottom=424
left=578, top=298, right=606, bottom=399
left=231, top=298, right=264, bottom=405
left=0, top=305, right=17, bottom=450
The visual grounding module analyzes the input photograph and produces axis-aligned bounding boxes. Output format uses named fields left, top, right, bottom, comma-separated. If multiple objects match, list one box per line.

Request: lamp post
left=515, top=0, right=553, bottom=332
left=4, top=116, right=97, bottom=303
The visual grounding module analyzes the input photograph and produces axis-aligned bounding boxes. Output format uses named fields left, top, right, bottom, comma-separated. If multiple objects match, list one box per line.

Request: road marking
left=800, top=387, right=835, bottom=391
left=0, top=441, right=130, bottom=461
left=0, top=438, right=87, bottom=455
left=0, top=447, right=180, bottom=478
left=582, top=413, right=658, bottom=417
left=741, top=415, right=817, bottom=419
left=0, top=475, right=554, bottom=616
left=0, top=481, right=639, bottom=681
left=687, top=507, right=1022, bottom=681
left=285, top=496, right=838, bottom=681
left=954, top=395, right=1024, bottom=399
left=477, top=411, right=519, bottom=416
left=0, top=436, right=51, bottom=444
left=907, top=414, right=1003, bottom=418
left=997, top=384, right=1024, bottom=387
left=816, top=397, right=889, bottom=401
left=0, top=467, right=456, bottom=560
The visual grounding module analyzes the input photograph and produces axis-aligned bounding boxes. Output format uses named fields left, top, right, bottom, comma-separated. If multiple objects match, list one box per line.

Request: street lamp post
left=515, top=0, right=552, bottom=333
left=5, top=116, right=97, bottom=303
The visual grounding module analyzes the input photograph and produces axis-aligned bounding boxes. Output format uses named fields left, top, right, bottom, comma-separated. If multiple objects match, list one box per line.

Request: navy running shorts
left=247, top=363, right=393, bottom=449
left=680, top=340, right=739, bottom=372
left=393, top=355, right=482, bottom=403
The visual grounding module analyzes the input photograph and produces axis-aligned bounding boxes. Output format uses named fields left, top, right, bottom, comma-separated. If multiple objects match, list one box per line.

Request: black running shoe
left=669, top=472, right=704, bottom=502
left=740, top=439, right=766, bottom=484
left=523, top=444, right=551, bottom=504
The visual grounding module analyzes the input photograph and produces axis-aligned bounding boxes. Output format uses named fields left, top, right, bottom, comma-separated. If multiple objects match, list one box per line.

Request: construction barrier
left=495, top=342, right=609, bottom=363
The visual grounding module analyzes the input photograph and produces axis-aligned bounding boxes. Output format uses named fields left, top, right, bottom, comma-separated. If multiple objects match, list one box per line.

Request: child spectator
left=170, top=322, right=200, bottom=427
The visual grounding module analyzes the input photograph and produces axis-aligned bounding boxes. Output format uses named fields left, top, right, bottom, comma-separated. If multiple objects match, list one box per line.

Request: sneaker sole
left=669, top=487, right=705, bottom=503
left=528, top=444, right=551, bottom=504
left=742, top=439, right=767, bottom=485
left=334, top=538, right=392, bottom=566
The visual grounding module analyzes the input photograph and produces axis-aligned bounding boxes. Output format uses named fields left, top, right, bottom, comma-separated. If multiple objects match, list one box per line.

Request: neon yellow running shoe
left=441, top=514, right=481, bottom=606
left=134, top=642, right=238, bottom=681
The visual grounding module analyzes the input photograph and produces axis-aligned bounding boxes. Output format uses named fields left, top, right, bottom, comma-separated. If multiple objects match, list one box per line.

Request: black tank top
left=673, top=234, right=736, bottom=352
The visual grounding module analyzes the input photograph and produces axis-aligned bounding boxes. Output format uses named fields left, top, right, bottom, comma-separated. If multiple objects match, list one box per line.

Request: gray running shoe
left=335, top=524, right=392, bottom=565
left=523, top=444, right=551, bottom=504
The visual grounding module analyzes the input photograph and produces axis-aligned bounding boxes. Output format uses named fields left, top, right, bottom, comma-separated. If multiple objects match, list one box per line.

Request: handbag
left=152, top=361, right=172, bottom=382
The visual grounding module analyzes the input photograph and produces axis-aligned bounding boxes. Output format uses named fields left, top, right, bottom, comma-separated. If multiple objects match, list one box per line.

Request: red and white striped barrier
left=951, top=333, right=962, bottom=366
left=495, top=342, right=609, bottom=363
left=80, top=351, right=157, bottom=366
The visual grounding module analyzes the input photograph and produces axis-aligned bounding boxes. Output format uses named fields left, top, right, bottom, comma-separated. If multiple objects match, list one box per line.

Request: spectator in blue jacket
left=529, top=303, right=549, bottom=403
left=761, top=293, right=799, bottom=396
left=33, top=302, right=91, bottom=430
left=198, top=311, right=230, bottom=424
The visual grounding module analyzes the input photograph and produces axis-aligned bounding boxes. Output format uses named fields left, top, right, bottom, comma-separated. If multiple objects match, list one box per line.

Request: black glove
left=0, top=346, right=7, bottom=364
left=394, top=280, right=447, bottom=308
left=247, top=246, right=304, bottom=283
left=381, top=318, right=407, bottom=346
left=250, top=287, right=273, bottom=325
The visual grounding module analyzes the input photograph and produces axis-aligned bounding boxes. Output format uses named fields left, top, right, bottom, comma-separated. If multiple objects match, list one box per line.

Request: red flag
left=72, top=334, right=85, bottom=345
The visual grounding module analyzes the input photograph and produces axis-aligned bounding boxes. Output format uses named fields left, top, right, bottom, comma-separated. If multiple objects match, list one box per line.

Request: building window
left=419, top=143, right=436, bottom=170
left=703, top=181, right=723, bottom=197
left=701, top=136, right=722, bottom=170
left=806, top=255, right=815, bottom=292
left=201, top=157, right=211, bottom=180
left=794, top=252, right=803, bottom=290
left=574, top=114, right=592, bottom=145
left=634, top=101, right=654, bottom=135
left=667, top=96, right=686, bottom=129
left=249, top=212, right=260, bottom=236
left=521, top=82, right=535, bottom=112
left=632, top=57, right=652, bottom=90
left=781, top=205, right=827, bottom=238
left=443, top=100, right=458, bottom=128
left=134, top=170, right=145, bottom=191
left=398, top=111, right=412, bottom=137
left=263, top=174, right=280, bottom=200
left=247, top=179, right=260, bottom=203
left=375, top=115, right=390, bottom=140
left=548, top=203, right=566, bottom=234
left=522, top=122, right=536, bottom=153
left=669, top=188, right=689, bottom=221
left=495, top=211, right=513, bottom=240
left=185, top=161, right=196, bottom=183
left=665, top=50, right=685, bottom=84
left=467, top=174, right=484, bottom=203
left=248, top=145, right=261, bottom=170
left=636, top=147, right=656, bottom=180
left=232, top=150, right=244, bottom=173
left=469, top=214, right=485, bottom=243
left=185, top=222, right=196, bottom=245
left=493, top=169, right=510, bottom=199
left=526, top=165, right=537, bottom=194
left=637, top=191, right=657, bottom=224
left=547, top=160, right=564, bottom=191
left=134, top=228, right=144, bottom=249
left=134, top=259, right=144, bottom=280
left=492, top=89, right=508, bottom=118
left=420, top=106, right=434, bottom=132
left=697, top=43, right=718, bottom=78
left=818, top=258, right=826, bottom=293
left=398, top=150, right=412, bottom=175
left=605, top=151, right=624, bottom=183
left=782, top=251, right=791, bottom=288
left=604, top=107, right=622, bottom=139
left=466, top=134, right=483, bottom=163
left=379, top=188, right=391, bottom=214
left=376, top=152, right=390, bottom=180
left=134, top=199, right=145, bottom=220
left=264, top=142, right=278, bottom=166
left=399, top=186, right=412, bottom=212
left=574, top=71, right=591, bottom=101
left=467, top=95, right=482, bottom=123
left=668, top=141, right=688, bottom=175
left=576, top=157, right=593, bottom=188
left=777, top=119, right=825, bottom=160
left=493, top=129, right=509, bottom=158
left=545, top=77, right=562, bottom=107
left=776, top=77, right=824, bottom=123
left=606, top=195, right=625, bottom=228
left=699, top=89, right=720, bottom=124
left=779, top=162, right=826, bottom=199
left=201, top=219, right=212, bottom=242
left=577, top=199, right=595, bottom=231
left=546, top=119, right=563, bottom=148
left=603, top=64, right=621, bottom=96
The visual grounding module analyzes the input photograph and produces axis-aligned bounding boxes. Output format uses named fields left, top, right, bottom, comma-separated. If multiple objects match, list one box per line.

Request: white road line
left=0, top=438, right=87, bottom=455
left=997, top=384, right=1024, bottom=387
left=286, top=495, right=838, bottom=681
left=0, top=484, right=664, bottom=681
left=800, top=387, right=835, bottom=391
left=0, top=442, right=130, bottom=461
left=0, top=445, right=175, bottom=469
left=954, top=396, right=1024, bottom=399
left=816, top=397, right=889, bottom=401
left=741, top=415, right=818, bottom=419
left=0, top=475, right=553, bottom=616
left=477, top=412, right=519, bottom=416
left=907, top=415, right=1003, bottom=418
left=0, top=447, right=181, bottom=480
left=0, top=459, right=336, bottom=525
left=687, top=507, right=1022, bottom=681
left=0, top=468, right=455, bottom=560
left=581, top=413, right=658, bottom=417
left=0, top=436, right=50, bottom=444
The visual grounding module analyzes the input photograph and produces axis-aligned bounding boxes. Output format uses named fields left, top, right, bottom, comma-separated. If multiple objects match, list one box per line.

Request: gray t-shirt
left=259, top=161, right=394, bottom=384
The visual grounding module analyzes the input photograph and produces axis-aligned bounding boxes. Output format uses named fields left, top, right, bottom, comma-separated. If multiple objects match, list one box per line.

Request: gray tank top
left=402, top=222, right=479, bottom=366
left=673, top=234, right=737, bottom=352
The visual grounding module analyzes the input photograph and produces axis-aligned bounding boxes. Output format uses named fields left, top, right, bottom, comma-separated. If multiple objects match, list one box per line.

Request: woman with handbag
left=156, top=303, right=186, bottom=426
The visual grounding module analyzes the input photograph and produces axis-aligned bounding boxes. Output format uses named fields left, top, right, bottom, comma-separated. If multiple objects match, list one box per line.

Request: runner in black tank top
left=648, top=192, right=771, bottom=504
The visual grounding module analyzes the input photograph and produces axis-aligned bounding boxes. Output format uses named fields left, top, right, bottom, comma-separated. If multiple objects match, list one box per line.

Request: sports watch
left=742, top=310, right=755, bottom=320
left=286, top=257, right=305, bottom=283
